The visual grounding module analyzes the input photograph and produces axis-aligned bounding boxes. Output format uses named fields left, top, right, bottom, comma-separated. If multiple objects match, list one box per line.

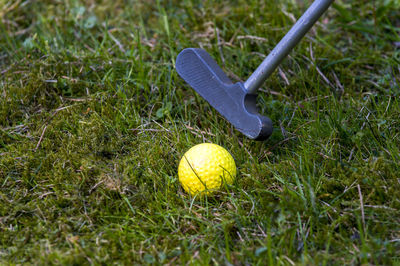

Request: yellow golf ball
left=178, top=143, right=236, bottom=195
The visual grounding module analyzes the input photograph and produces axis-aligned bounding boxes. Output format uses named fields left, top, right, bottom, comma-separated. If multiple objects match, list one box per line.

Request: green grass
left=1, top=0, right=400, bottom=264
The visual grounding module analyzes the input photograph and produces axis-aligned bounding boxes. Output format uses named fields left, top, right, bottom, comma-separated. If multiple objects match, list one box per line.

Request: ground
left=1, top=0, right=400, bottom=264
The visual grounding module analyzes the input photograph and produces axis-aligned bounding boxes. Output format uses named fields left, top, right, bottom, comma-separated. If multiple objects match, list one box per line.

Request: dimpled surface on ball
left=178, top=143, right=236, bottom=195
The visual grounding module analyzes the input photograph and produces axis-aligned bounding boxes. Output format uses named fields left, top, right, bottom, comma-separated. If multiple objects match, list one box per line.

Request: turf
left=1, top=0, right=400, bottom=264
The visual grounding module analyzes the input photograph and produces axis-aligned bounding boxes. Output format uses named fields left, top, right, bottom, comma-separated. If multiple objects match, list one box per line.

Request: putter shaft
left=244, top=0, right=334, bottom=94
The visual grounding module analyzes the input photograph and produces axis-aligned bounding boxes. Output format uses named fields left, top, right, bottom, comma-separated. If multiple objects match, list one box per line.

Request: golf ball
left=178, top=143, right=236, bottom=195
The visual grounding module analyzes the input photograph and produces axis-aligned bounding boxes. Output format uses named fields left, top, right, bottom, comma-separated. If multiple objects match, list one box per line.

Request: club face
left=176, top=48, right=273, bottom=140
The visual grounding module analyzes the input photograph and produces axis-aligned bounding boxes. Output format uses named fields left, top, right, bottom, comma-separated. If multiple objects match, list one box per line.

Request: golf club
left=176, top=0, right=334, bottom=140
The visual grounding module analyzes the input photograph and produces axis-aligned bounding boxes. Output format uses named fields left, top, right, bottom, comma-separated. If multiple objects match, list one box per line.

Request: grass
left=1, top=0, right=400, bottom=264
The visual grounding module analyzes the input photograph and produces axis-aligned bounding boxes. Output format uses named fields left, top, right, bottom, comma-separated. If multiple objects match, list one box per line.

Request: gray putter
left=176, top=0, right=334, bottom=140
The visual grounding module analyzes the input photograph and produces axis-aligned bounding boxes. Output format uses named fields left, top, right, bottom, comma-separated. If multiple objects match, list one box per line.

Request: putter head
left=176, top=48, right=273, bottom=140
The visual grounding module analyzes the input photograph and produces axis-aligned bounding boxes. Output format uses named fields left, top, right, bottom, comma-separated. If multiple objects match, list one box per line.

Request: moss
left=1, top=0, right=400, bottom=264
